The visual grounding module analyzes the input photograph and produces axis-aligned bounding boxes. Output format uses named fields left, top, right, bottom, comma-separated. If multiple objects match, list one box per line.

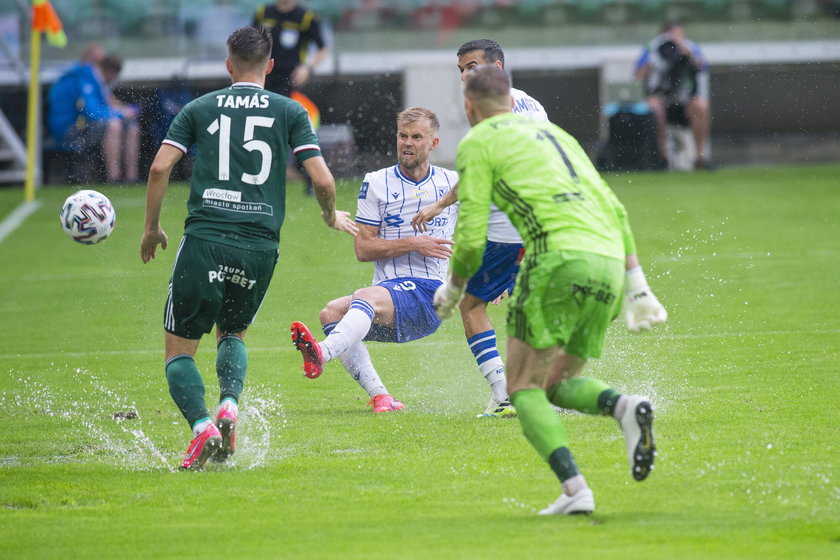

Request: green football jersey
left=164, top=82, right=320, bottom=250
left=451, top=113, right=637, bottom=279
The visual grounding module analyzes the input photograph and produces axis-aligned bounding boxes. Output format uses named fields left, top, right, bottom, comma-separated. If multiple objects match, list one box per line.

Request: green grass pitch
left=0, top=164, right=837, bottom=559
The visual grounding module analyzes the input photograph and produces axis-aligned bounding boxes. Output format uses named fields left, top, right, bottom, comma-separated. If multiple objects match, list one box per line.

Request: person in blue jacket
left=47, top=48, right=140, bottom=183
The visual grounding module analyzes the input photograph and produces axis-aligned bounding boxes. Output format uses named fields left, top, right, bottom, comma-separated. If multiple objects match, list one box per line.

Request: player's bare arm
left=411, top=183, right=459, bottom=233
left=140, top=144, right=182, bottom=263
left=354, top=223, right=453, bottom=263
left=304, top=156, right=358, bottom=236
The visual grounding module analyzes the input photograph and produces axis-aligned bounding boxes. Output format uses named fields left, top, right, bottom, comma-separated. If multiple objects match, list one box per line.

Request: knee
left=459, top=294, right=481, bottom=315
left=688, top=97, right=709, bottom=116
left=106, top=118, right=123, bottom=133
left=320, top=297, right=348, bottom=325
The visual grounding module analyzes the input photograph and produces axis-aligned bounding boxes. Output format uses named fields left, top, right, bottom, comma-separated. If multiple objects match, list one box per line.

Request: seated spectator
left=47, top=50, right=140, bottom=183
left=634, top=21, right=712, bottom=170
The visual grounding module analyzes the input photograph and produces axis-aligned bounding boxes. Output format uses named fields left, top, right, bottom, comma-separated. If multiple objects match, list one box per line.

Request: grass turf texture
left=0, top=165, right=837, bottom=559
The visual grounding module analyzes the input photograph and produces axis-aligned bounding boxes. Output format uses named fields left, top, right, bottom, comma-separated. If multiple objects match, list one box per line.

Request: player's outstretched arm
left=411, top=184, right=459, bottom=233
left=623, top=256, right=668, bottom=332
left=141, top=144, right=182, bottom=263
left=303, top=156, right=357, bottom=236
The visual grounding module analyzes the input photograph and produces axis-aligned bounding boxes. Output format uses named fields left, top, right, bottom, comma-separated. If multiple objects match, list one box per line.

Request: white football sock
left=337, top=341, right=387, bottom=398
left=468, top=330, right=508, bottom=402
left=218, top=397, right=238, bottom=415
left=480, top=358, right=508, bottom=403
left=562, top=474, right=589, bottom=497
left=192, top=418, right=212, bottom=437
left=320, top=299, right=375, bottom=363
left=613, top=395, right=628, bottom=420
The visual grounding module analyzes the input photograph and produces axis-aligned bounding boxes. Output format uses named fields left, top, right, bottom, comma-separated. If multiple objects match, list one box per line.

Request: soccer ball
left=59, top=190, right=116, bottom=245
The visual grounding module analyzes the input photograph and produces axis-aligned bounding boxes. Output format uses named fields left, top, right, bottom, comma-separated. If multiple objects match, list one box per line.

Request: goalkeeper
left=434, top=64, right=667, bottom=515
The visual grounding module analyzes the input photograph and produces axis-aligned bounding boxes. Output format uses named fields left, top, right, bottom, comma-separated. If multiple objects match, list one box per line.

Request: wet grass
left=0, top=164, right=838, bottom=558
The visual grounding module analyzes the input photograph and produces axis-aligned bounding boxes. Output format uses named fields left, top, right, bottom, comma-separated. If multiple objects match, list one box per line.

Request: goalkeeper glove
left=434, top=277, right=466, bottom=320
left=623, top=266, right=668, bottom=332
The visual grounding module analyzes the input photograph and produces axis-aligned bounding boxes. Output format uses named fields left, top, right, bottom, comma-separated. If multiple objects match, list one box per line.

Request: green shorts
left=165, top=235, right=279, bottom=340
left=506, top=250, right=624, bottom=357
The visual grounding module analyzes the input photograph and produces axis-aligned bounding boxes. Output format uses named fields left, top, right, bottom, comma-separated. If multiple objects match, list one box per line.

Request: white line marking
left=2, top=329, right=839, bottom=361
left=0, top=200, right=41, bottom=243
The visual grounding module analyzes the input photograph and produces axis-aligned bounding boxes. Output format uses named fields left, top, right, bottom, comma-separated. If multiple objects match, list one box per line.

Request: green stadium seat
left=103, top=1, right=149, bottom=33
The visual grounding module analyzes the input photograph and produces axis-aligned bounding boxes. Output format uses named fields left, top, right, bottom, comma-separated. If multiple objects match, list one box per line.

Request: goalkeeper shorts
left=507, top=250, right=623, bottom=358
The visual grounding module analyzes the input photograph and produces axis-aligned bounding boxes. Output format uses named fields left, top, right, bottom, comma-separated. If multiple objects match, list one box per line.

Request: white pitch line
left=0, top=200, right=41, bottom=243
left=2, top=328, right=839, bottom=361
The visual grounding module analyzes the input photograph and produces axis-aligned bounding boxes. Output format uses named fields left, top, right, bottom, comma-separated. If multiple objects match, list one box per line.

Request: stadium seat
left=103, top=1, right=149, bottom=33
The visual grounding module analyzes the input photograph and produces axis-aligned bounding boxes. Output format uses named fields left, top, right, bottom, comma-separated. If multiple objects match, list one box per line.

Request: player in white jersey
left=291, top=107, right=458, bottom=412
left=412, top=39, right=548, bottom=418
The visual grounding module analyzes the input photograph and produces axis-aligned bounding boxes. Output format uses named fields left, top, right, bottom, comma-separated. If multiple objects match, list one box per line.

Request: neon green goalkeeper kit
left=450, top=113, right=637, bottom=280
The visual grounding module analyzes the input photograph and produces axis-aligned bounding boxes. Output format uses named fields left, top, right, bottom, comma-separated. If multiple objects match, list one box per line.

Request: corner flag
left=32, top=0, right=66, bottom=48
left=25, top=0, right=66, bottom=201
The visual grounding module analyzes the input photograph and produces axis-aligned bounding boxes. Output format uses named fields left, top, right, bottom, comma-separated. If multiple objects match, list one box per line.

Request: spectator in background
left=254, top=0, right=329, bottom=195
left=99, top=54, right=141, bottom=183
left=47, top=50, right=140, bottom=183
left=253, top=0, right=328, bottom=97
left=635, top=21, right=712, bottom=170
left=79, top=43, right=104, bottom=66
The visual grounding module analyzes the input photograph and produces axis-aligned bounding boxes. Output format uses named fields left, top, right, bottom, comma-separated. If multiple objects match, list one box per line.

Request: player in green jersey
left=140, top=26, right=357, bottom=471
left=434, top=64, right=667, bottom=515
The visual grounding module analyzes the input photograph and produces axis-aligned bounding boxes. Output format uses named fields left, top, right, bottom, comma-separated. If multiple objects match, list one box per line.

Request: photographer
left=635, top=22, right=711, bottom=170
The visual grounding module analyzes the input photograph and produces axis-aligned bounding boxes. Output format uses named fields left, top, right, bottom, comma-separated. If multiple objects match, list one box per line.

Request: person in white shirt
left=412, top=39, right=548, bottom=418
left=290, top=107, right=458, bottom=413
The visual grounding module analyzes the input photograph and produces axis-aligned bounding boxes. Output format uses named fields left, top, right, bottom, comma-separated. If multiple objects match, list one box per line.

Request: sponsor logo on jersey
left=208, top=265, right=256, bottom=289
left=412, top=188, right=427, bottom=199
left=203, top=198, right=274, bottom=216
left=203, top=188, right=242, bottom=202
left=359, top=181, right=369, bottom=199
left=384, top=214, right=404, bottom=227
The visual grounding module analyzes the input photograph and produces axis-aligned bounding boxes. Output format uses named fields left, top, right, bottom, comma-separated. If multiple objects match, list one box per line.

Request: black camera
left=657, top=40, right=680, bottom=61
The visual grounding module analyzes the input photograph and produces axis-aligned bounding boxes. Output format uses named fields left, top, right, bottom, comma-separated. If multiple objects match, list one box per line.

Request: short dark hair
left=99, top=54, right=123, bottom=75
left=463, top=64, right=511, bottom=103
left=457, top=39, right=505, bottom=67
left=227, top=26, right=272, bottom=68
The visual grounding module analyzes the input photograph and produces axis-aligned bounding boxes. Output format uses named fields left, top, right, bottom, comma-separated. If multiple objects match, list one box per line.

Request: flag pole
left=24, top=27, right=42, bottom=202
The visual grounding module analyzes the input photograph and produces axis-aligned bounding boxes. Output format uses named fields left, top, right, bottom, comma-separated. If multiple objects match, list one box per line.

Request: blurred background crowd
left=0, top=0, right=838, bottom=185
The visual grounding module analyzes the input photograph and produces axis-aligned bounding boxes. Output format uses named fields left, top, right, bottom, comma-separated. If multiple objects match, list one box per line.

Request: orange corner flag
left=291, top=91, right=321, bottom=130
left=32, top=0, right=67, bottom=48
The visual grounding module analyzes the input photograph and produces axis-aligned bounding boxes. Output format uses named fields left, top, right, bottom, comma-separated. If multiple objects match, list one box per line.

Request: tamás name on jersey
left=214, top=93, right=270, bottom=109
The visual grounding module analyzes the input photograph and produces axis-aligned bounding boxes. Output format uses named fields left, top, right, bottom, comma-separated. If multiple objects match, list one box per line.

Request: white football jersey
left=356, top=164, right=459, bottom=284
left=486, top=87, right=551, bottom=244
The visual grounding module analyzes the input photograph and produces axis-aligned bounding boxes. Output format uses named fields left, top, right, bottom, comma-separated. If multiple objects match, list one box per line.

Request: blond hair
left=397, top=107, right=440, bottom=132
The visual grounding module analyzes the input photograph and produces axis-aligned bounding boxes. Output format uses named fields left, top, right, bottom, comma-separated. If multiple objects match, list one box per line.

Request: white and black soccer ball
left=59, top=189, right=116, bottom=245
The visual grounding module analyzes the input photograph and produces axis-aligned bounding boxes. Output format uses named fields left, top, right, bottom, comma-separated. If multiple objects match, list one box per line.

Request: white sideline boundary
left=0, top=200, right=41, bottom=244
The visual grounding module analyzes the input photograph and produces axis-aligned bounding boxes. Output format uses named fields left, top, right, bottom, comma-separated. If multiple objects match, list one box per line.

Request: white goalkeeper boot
left=539, top=488, right=595, bottom=515
left=618, top=395, right=656, bottom=481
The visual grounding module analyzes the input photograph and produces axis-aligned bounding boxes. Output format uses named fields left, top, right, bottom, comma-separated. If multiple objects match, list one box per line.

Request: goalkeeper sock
left=165, top=355, right=209, bottom=428
left=320, top=299, right=375, bottom=362
left=548, top=378, right=621, bottom=416
left=548, top=447, right=583, bottom=487
left=509, top=388, right=570, bottom=460
left=468, top=330, right=508, bottom=402
left=216, top=335, right=247, bottom=404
